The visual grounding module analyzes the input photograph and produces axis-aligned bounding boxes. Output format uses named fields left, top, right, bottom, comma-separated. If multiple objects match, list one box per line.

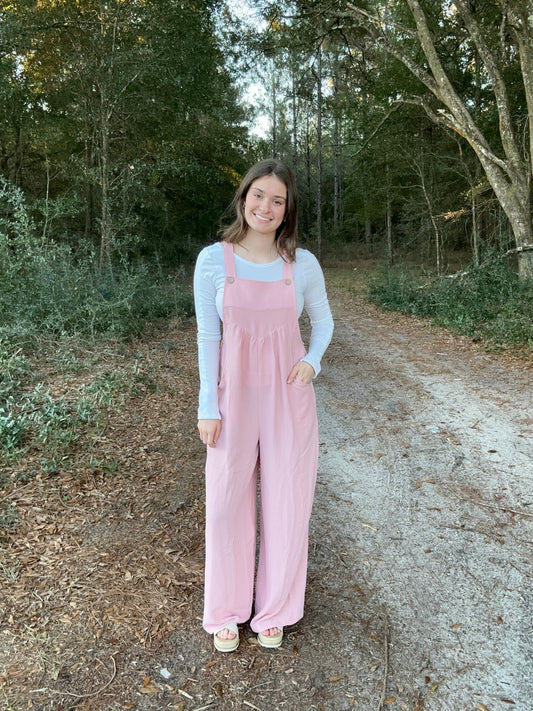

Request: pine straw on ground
left=4, top=275, right=528, bottom=710
left=1, top=310, right=389, bottom=711
left=1, top=318, right=210, bottom=709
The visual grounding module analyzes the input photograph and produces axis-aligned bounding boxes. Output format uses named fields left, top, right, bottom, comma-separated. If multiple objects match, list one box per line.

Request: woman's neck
left=234, top=232, right=279, bottom=264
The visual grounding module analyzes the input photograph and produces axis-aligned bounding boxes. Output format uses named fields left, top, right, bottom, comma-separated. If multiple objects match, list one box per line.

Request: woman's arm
left=299, top=251, right=334, bottom=376
left=193, top=248, right=222, bottom=421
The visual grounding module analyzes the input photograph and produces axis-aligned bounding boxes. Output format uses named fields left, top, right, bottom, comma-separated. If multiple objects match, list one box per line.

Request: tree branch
left=454, top=0, right=523, bottom=175
left=502, top=243, right=533, bottom=257
left=349, top=104, right=401, bottom=157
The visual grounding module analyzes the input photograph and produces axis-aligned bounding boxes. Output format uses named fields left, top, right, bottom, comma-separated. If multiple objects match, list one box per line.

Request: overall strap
left=222, top=241, right=236, bottom=280
left=282, top=255, right=294, bottom=282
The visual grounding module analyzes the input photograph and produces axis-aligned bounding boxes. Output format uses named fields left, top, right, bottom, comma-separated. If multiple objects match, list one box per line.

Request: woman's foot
left=257, top=626, right=283, bottom=648
left=214, top=623, right=239, bottom=652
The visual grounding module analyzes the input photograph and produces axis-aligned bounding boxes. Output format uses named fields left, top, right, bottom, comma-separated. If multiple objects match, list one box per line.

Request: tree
left=345, top=0, right=533, bottom=277
left=0, top=0, right=248, bottom=264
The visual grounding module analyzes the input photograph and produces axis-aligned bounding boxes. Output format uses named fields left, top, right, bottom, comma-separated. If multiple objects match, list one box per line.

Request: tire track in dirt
left=312, top=290, right=533, bottom=710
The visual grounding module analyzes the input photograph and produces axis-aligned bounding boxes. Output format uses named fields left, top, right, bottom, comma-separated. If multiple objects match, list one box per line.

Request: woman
left=194, top=159, right=333, bottom=652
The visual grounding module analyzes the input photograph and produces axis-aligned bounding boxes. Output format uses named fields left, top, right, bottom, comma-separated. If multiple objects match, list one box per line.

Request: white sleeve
left=193, top=248, right=222, bottom=420
left=299, top=251, right=334, bottom=377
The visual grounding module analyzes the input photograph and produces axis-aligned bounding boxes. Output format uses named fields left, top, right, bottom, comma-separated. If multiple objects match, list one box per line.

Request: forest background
left=1, top=0, right=533, bottom=471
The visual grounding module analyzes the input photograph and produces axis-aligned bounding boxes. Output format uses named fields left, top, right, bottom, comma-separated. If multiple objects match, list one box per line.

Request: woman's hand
left=287, top=360, right=315, bottom=385
left=198, top=419, right=221, bottom=448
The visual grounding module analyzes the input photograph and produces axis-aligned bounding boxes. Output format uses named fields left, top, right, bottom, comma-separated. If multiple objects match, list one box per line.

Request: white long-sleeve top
left=194, top=242, right=334, bottom=420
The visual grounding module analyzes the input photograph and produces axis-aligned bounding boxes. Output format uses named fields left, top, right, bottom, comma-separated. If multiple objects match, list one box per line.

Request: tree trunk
left=99, top=103, right=112, bottom=269
left=316, top=42, right=323, bottom=262
left=407, top=0, right=533, bottom=277
left=385, top=158, right=392, bottom=265
left=349, top=0, right=533, bottom=276
left=291, top=62, right=298, bottom=171
left=305, top=111, right=311, bottom=237
left=386, top=196, right=393, bottom=266
left=271, top=69, right=278, bottom=159
left=333, top=77, right=340, bottom=230
left=471, top=183, right=480, bottom=267
left=365, top=217, right=372, bottom=251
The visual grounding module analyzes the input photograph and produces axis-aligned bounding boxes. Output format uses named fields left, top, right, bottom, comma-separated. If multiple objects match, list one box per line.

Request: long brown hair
left=221, top=159, right=298, bottom=262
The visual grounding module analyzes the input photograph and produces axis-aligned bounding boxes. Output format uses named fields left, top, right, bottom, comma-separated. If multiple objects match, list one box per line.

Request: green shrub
left=0, top=176, right=193, bottom=346
left=369, top=254, right=533, bottom=348
left=0, top=365, right=140, bottom=472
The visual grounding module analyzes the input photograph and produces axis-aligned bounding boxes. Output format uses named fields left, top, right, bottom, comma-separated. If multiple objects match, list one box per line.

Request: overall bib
left=203, top=242, right=319, bottom=634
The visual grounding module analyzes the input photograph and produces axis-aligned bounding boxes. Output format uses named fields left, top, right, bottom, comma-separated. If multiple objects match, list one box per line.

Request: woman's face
left=243, top=174, right=287, bottom=238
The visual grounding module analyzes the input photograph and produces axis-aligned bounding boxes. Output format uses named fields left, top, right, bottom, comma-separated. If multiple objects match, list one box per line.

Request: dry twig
left=376, top=631, right=390, bottom=711
left=461, top=498, right=533, bottom=519
left=52, top=656, right=117, bottom=698
left=243, top=701, right=264, bottom=711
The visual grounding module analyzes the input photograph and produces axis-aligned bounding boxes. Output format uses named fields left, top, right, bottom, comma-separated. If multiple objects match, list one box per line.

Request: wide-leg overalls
left=203, top=242, right=318, bottom=634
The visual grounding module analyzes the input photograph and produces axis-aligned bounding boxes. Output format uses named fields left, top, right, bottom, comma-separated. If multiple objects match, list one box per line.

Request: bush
left=0, top=177, right=195, bottom=478
left=0, top=177, right=193, bottom=345
left=369, top=254, right=533, bottom=348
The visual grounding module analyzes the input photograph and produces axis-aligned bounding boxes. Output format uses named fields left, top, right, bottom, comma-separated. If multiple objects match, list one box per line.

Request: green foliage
left=0, top=502, right=19, bottom=532
left=0, top=175, right=193, bottom=483
left=0, top=178, right=193, bottom=344
left=0, top=355, right=149, bottom=475
left=0, top=0, right=248, bottom=260
left=369, top=254, right=533, bottom=348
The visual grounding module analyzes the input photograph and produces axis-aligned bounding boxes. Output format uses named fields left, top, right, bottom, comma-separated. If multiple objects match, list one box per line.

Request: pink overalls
left=203, top=241, right=318, bottom=634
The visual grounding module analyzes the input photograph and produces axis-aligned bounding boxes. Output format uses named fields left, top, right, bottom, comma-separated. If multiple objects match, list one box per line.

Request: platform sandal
left=213, top=623, right=239, bottom=652
left=257, top=626, right=283, bottom=649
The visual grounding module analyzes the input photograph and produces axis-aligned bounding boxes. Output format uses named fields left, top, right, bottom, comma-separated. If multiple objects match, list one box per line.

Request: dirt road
left=308, top=287, right=533, bottom=710
left=2, top=279, right=532, bottom=711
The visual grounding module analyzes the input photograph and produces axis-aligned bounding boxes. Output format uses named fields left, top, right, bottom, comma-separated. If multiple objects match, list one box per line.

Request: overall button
left=285, top=279, right=292, bottom=285
left=227, top=276, right=235, bottom=284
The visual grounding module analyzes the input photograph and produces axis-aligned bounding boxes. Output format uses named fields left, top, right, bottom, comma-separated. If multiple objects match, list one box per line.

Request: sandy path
left=4, top=282, right=531, bottom=711
left=310, top=289, right=533, bottom=710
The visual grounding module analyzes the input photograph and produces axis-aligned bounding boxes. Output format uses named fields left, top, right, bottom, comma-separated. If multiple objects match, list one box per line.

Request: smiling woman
left=221, top=160, right=299, bottom=261
left=193, top=158, right=334, bottom=653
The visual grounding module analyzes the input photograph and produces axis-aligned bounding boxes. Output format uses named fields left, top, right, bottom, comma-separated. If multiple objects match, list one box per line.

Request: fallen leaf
left=139, top=681, right=160, bottom=694
left=429, top=682, right=439, bottom=692
left=496, top=616, right=503, bottom=624
left=450, top=623, right=462, bottom=629
left=384, top=697, right=396, bottom=703
left=416, top=479, right=435, bottom=489
left=500, top=700, right=515, bottom=705
left=476, top=704, right=491, bottom=711
left=329, top=674, right=344, bottom=682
